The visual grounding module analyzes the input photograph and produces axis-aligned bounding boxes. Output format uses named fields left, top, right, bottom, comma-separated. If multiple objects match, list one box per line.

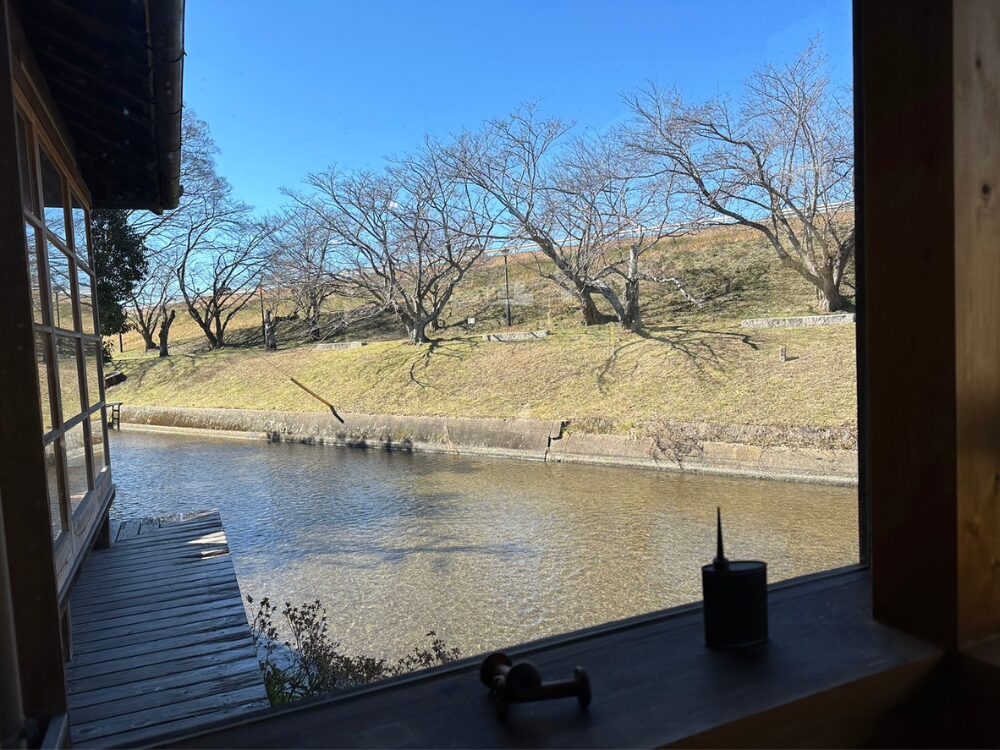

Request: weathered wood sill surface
left=158, top=570, right=941, bottom=748
left=66, top=511, right=268, bottom=747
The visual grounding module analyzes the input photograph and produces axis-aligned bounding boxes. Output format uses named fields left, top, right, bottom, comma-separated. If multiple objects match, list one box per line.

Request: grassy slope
left=109, top=226, right=858, bottom=434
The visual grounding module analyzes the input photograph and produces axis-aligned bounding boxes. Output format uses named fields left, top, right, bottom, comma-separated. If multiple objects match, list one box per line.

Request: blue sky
left=184, top=0, right=852, bottom=212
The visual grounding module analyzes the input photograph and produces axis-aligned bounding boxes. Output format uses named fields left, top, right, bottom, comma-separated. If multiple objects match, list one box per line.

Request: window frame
left=13, top=90, right=111, bottom=591
left=156, top=5, right=893, bottom=746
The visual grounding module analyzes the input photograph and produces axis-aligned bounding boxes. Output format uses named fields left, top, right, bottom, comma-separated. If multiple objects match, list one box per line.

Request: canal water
left=109, top=429, right=858, bottom=660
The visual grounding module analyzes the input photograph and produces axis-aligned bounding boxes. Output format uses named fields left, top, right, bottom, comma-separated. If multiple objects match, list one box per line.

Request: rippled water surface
left=109, top=430, right=858, bottom=659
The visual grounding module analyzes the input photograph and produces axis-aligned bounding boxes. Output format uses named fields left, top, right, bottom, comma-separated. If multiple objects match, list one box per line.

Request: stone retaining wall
left=741, top=313, right=855, bottom=328
left=546, top=432, right=856, bottom=485
left=314, top=341, right=367, bottom=351
left=481, top=330, right=550, bottom=342
left=120, top=406, right=562, bottom=461
left=119, top=406, right=857, bottom=485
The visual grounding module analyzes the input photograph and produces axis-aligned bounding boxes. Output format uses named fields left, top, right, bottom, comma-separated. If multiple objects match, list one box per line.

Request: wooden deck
left=66, top=511, right=270, bottom=748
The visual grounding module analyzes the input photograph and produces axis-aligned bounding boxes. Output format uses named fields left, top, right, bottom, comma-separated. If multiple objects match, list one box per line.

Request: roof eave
left=147, top=0, right=184, bottom=213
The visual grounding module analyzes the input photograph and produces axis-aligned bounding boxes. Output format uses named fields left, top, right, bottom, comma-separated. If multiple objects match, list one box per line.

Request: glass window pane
left=64, top=422, right=89, bottom=512
left=35, top=331, right=53, bottom=433
left=56, top=336, right=84, bottom=421
left=46, top=242, right=73, bottom=330
left=25, top=223, right=43, bottom=324
left=45, top=441, right=65, bottom=540
left=90, top=410, right=107, bottom=473
left=72, top=197, right=90, bottom=266
left=77, top=267, right=95, bottom=335
left=39, top=149, right=66, bottom=242
left=84, top=340, right=103, bottom=408
left=15, top=113, right=37, bottom=214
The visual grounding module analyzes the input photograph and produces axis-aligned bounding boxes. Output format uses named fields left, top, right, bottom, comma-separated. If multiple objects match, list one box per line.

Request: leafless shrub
left=247, top=595, right=462, bottom=705
left=647, top=419, right=705, bottom=466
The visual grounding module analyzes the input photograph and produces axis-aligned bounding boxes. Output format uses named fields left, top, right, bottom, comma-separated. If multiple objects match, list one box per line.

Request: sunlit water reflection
left=109, top=430, right=858, bottom=659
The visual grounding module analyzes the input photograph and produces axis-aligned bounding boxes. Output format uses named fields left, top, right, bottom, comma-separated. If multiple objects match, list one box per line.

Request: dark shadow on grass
left=592, top=324, right=762, bottom=395
left=406, top=338, right=477, bottom=391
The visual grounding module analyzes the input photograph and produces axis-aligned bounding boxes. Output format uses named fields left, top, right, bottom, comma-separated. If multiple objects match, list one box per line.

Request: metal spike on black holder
left=702, top=506, right=768, bottom=648
left=479, top=652, right=591, bottom=720
left=715, top=505, right=728, bottom=570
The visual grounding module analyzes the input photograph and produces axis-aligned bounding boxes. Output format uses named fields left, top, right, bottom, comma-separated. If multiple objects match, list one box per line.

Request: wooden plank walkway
left=67, top=511, right=270, bottom=748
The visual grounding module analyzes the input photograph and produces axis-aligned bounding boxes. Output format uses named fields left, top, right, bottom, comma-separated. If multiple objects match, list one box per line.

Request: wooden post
left=0, top=0, right=68, bottom=729
left=0, top=499, right=25, bottom=750
left=94, top=510, right=112, bottom=550
left=862, top=0, right=1000, bottom=648
left=952, top=0, right=1000, bottom=647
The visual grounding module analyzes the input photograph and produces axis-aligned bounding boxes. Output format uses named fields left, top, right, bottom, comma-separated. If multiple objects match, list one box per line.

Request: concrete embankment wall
left=119, top=406, right=857, bottom=486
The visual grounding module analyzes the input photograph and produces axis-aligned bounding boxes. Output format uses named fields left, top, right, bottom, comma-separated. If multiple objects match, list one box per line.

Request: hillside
left=108, top=225, right=858, bottom=436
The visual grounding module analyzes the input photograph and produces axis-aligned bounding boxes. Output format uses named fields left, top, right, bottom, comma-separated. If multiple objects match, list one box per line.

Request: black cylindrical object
left=701, top=508, right=768, bottom=648
left=702, top=559, right=768, bottom=648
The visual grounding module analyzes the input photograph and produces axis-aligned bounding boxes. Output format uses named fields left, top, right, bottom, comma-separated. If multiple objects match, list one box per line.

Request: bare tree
left=445, top=108, right=617, bottom=325
left=262, top=206, right=339, bottom=342
left=627, top=41, right=854, bottom=312
left=128, top=112, right=220, bottom=246
left=446, top=108, right=689, bottom=329
left=549, top=130, right=690, bottom=331
left=126, top=111, right=227, bottom=356
left=127, top=250, right=176, bottom=353
left=302, top=142, right=500, bottom=344
left=156, top=113, right=268, bottom=349
left=176, top=214, right=270, bottom=349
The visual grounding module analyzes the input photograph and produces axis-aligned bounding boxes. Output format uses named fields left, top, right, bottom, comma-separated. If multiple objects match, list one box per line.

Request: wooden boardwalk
left=66, top=511, right=269, bottom=747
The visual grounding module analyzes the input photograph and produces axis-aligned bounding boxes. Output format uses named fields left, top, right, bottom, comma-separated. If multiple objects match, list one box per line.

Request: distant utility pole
left=118, top=332, right=123, bottom=353
left=503, top=251, right=512, bottom=327
left=258, top=283, right=267, bottom=349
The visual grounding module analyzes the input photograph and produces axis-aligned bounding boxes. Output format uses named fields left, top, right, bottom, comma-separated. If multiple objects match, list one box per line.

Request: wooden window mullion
left=0, top=0, right=68, bottom=719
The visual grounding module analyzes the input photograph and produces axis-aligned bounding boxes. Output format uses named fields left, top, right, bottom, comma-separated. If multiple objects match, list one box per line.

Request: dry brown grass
left=109, top=224, right=857, bottom=433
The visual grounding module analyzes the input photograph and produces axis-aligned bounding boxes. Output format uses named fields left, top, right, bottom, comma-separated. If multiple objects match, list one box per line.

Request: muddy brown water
left=110, top=429, right=858, bottom=660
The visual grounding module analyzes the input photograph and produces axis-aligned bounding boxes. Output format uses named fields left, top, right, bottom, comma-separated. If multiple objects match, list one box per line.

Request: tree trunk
left=580, top=292, right=615, bottom=326
left=140, top=328, right=156, bottom=351
left=307, top=304, right=322, bottom=341
left=408, top=320, right=431, bottom=344
left=264, top=311, right=278, bottom=350
left=308, top=317, right=322, bottom=341
left=189, top=313, right=220, bottom=349
left=212, top=312, right=225, bottom=348
left=623, top=278, right=642, bottom=332
left=816, top=269, right=849, bottom=313
left=201, top=326, right=220, bottom=349
left=622, top=247, right=642, bottom=332
left=158, top=309, right=176, bottom=357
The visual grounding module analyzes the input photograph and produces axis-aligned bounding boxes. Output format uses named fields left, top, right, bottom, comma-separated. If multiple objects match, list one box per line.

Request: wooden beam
left=953, top=0, right=1000, bottom=646
left=0, top=0, right=68, bottom=729
left=862, top=0, right=957, bottom=645
left=0, top=495, right=25, bottom=750
left=863, top=0, right=1000, bottom=647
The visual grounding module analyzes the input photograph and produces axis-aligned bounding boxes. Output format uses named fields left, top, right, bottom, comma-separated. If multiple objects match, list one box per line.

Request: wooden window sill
left=157, top=569, right=941, bottom=748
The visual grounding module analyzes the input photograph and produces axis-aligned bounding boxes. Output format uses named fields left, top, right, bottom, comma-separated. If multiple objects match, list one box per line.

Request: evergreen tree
left=91, top=209, right=148, bottom=337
